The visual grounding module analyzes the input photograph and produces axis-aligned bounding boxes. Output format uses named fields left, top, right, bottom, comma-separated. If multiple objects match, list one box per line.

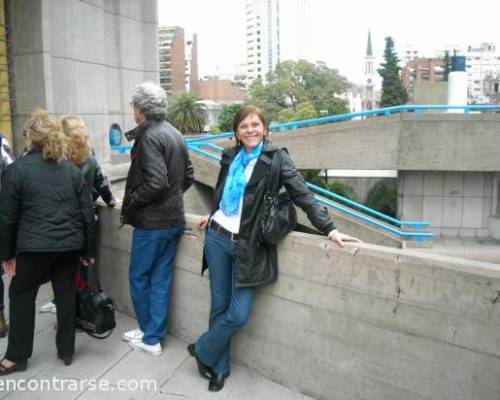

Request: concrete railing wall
left=97, top=207, right=500, bottom=400
left=269, top=113, right=500, bottom=171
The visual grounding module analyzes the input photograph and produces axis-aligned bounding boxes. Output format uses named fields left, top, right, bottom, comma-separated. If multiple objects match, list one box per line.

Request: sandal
left=0, top=358, right=27, bottom=375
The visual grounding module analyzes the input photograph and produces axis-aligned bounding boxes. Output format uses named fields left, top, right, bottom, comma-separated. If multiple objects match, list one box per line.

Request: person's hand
left=196, top=215, right=210, bottom=230
left=80, top=257, right=95, bottom=266
left=2, top=258, right=16, bottom=277
left=327, top=229, right=362, bottom=247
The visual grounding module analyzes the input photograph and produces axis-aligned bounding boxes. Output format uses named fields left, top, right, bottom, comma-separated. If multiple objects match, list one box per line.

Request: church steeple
left=366, top=30, right=373, bottom=56
left=364, top=29, right=375, bottom=110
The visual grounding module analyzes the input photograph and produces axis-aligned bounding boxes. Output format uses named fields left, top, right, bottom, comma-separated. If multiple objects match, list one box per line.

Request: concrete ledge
left=97, top=207, right=500, bottom=400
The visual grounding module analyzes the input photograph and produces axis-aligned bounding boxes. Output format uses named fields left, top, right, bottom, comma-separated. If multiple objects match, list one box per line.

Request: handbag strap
left=85, top=264, right=101, bottom=291
left=265, top=148, right=284, bottom=197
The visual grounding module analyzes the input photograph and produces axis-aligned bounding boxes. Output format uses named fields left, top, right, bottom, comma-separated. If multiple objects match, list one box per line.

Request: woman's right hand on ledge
left=327, top=229, right=362, bottom=247
left=196, top=215, right=210, bottom=230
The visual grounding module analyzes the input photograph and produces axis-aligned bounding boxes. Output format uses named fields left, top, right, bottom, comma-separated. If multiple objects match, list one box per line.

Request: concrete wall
left=398, top=171, right=494, bottom=237
left=8, top=0, right=158, bottom=162
left=97, top=208, right=500, bottom=400
left=269, top=113, right=500, bottom=172
left=413, top=81, right=448, bottom=105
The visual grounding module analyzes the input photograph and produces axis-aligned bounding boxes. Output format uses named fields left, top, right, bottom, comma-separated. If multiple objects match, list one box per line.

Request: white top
left=211, top=158, right=258, bottom=234
left=1, top=137, right=14, bottom=166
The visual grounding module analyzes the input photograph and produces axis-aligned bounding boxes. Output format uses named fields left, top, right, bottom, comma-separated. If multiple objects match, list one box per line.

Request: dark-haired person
left=0, top=109, right=95, bottom=374
left=188, top=105, right=361, bottom=391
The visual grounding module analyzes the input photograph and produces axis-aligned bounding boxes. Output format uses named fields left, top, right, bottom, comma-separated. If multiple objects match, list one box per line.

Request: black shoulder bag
left=76, top=264, right=116, bottom=339
left=259, top=149, right=297, bottom=244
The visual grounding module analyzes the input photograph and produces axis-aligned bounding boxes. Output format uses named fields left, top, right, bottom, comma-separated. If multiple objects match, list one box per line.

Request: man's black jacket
left=121, top=119, right=194, bottom=229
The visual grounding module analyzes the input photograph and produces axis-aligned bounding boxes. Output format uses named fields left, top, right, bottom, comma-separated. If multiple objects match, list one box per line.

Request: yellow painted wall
left=0, top=0, right=12, bottom=144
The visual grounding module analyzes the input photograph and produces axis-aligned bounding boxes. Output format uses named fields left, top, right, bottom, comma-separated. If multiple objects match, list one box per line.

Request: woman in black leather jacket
left=188, top=105, right=361, bottom=391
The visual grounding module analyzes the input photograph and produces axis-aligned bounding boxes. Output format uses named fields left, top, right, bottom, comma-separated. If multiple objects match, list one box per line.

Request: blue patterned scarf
left=220, top=143, right=263, bottom=216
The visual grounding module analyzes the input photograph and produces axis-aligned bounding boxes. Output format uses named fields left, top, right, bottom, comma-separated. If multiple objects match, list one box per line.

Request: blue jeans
left=129, top=225, right=184, bottom=345
left=195, top=227, right=255, bottom=374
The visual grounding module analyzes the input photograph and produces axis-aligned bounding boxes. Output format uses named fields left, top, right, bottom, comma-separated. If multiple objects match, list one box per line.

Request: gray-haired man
left=121, top=81, right=194, bottom=355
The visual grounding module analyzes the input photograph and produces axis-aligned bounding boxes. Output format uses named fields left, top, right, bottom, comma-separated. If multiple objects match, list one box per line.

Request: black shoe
left=57, top=353, right=73, bottom=366
left=187, top=343, right=213, bottom=379
left=0, top=359, right=27, bottom=375
left=208, top=372, right=230, bottom=392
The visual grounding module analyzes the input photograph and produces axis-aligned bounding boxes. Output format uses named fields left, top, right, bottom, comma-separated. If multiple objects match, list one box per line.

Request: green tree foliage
left=278, top=108, right=297, bottom=123
left=278, top=101, right=319, bottom=123
left=248, top=60, right=349, bottom=121
left=377, top=37, right=408, bottom=107
left=166, top=92, right=207, bottom=134
left=300, top=169, right=327, bottom=187
left=328, top=180, right=357, bottom=201
left=365, top=180, right=397, bottom=218
left=218, top=103, right=243, bottom=132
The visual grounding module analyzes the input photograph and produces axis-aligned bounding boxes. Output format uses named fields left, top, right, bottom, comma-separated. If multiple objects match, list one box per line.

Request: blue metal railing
left=111, top=104, right=500, bottom=154
left=306, top=182, right=430, bottom=229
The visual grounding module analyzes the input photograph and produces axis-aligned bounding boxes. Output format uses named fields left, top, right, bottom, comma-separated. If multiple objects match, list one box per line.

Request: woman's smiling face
left=236, top=113, right=267, bottom=151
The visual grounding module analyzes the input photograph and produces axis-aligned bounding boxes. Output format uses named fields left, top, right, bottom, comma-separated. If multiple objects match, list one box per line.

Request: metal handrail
left=306, top=182, right=430, bottom=229
left=187, top=145, right=432, bottom=241
left=112, top=104, right=500, bottom=152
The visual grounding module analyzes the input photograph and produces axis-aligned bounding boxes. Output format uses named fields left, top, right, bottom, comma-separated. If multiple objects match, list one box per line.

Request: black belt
left=209, top=219, right=239, bottom=241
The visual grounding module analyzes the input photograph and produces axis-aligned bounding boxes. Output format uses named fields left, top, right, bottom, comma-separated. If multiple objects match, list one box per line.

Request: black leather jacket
left=121, top=119, right=194, bottom=229
left=202, top=141, right=335, bottom=287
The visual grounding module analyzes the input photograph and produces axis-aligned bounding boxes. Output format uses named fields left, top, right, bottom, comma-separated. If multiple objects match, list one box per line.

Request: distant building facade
left=245, top=0, right=280, bottom=85
left=465, top=42, right=500, bottom=104
left=185, top=34, right=199, bottom=94
left=158, top=26, right=185, bottom=94
left=401, top=58, right=446, bottom=102
left=196, top=76, right=246, bottom=103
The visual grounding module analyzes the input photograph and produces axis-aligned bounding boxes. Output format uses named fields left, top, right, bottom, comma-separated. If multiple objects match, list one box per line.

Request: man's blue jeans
left=129, top=225, right=184, bottom=345
left=195, top=227, right=255, bottom=374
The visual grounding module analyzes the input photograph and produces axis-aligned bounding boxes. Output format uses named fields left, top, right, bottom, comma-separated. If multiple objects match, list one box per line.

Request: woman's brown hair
left=24, top=108, right=66, bottom=161
left=232, top=105, right=269, bottom=146
left=60, top=115, right=91, bottom=164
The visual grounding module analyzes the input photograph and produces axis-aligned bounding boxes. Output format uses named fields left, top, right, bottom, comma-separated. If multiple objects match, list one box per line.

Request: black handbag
left=259, top=148, right=297, bottom=244
left=75, top=264, right=116, bottom=339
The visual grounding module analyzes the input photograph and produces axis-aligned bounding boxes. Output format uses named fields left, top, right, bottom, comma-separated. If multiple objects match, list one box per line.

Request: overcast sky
left=158, top=0, right=500, bottom=85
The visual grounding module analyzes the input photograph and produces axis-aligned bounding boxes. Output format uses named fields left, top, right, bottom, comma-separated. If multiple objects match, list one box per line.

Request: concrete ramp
left=266, top=113, right=500, bottom=171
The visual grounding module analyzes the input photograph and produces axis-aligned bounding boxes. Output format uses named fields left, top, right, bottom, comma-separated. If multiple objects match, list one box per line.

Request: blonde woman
left=0, top=109, right=95, bottom=374
left=38, top=115, right=116, bottom=314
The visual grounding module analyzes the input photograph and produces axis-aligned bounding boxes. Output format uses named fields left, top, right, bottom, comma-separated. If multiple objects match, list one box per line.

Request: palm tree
left=166, top=92, right=207, bottom=134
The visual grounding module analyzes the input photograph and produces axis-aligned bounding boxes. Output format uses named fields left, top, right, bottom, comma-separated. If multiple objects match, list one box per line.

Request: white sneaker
left=129, top=339, right=162, bottom=356
left=39, top=301, right=57, bottom=314
left=122, top=328, right=144, bottom=342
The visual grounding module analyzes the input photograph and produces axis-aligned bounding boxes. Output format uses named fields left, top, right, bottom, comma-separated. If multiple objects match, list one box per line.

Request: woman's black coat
left=202, top=141, right=335, bottom=287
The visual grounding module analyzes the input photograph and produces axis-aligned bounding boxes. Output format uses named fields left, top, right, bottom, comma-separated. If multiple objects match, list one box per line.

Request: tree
left=218, top=103, right=243, bottom=132
left=377, top=37, right=408, bottom=107
left=278, top=101, right=318, bottom=123
left=248, top=60, right=349, bottom=121
left=166, top=92, right=207, bottom=134
left=443, top=50, right=451, bottom=82
left=365, top=180, right=397, bottom=218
